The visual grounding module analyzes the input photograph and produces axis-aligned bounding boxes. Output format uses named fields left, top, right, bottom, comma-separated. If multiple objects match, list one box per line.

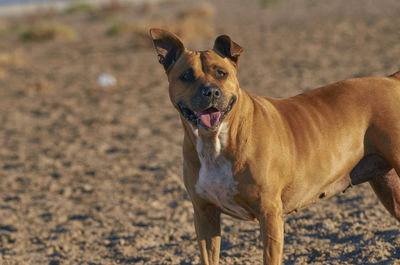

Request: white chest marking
left=194, top=123, right=251, bottom=220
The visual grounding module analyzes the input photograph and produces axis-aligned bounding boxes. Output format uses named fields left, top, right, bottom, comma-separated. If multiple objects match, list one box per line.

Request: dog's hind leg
left=369, top=169, right=400, bottom=221
left=350, top=154, right=400, bottom=220
left=363, top=111, right=400, bottom=221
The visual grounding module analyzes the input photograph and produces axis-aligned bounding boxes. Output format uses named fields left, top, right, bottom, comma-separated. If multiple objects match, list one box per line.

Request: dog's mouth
left=178, top=97, right=236, bottom=129
left=197, top=108, right=222, bottom=128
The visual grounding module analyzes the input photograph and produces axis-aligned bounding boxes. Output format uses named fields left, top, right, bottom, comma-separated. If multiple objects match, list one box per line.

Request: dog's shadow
left=283, top=189, right=400, bottom=264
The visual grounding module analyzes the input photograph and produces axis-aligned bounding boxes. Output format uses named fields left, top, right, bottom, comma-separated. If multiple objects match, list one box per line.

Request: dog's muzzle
left=178, top=96, right=236, bottom=129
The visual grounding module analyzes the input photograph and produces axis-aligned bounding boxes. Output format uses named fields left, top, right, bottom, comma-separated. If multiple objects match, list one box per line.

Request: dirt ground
left=0, top=0, right=400, bottom=264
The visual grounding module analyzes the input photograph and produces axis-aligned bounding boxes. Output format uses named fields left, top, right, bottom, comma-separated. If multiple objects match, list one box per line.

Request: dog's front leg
left=259, top=202, right=284, bottom=265
left=193, top=203, right=221, bottom=265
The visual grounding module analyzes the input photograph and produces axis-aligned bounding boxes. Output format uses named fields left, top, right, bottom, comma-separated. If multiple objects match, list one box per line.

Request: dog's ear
left=213, top=35, right=243, bottom=67
left=149, top=28, right=185, bottom=71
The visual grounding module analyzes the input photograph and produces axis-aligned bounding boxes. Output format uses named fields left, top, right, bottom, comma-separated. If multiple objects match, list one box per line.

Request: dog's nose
left=201, top=86, right=222, bottom=99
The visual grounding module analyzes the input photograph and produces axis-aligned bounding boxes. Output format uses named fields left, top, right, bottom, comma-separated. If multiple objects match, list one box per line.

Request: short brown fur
left=150, top=28, right=400, bottom=264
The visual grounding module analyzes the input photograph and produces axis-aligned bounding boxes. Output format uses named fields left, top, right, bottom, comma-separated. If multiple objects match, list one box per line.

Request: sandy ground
left=0, top=0, right=156, bottom=18
left=0, top=0, right=400, bottom=264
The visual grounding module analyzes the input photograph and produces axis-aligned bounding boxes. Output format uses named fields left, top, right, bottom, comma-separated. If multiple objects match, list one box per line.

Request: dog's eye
left=215, top=69, right=228, bottom=79
left=180, top=68, right=195, bottom=82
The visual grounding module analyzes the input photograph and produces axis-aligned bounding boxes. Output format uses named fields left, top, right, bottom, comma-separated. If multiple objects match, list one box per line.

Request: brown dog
left=150, top=28, right=400, bottom=264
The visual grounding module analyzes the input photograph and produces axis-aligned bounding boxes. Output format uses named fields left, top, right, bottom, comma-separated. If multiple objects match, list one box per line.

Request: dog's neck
left=182, top=88, right=251, bottom=160
left=190, top=122, right=228, bottom=165
left=181, top=87, right=279, bottom=168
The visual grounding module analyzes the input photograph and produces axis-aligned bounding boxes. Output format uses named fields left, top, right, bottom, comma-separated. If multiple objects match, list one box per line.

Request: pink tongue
left=198, top=109, right=221, bottom=128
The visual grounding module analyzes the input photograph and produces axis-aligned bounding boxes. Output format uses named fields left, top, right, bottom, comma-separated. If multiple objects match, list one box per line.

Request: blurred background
left=0, top=0, right=400, bottom=264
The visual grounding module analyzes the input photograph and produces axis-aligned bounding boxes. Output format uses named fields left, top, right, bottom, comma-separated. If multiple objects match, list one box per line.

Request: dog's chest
left=194, top=124, right=252, bottom=220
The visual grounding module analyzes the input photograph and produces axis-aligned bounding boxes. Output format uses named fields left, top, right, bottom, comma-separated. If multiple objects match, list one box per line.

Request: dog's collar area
left=177, top=96, right=237, bottom=129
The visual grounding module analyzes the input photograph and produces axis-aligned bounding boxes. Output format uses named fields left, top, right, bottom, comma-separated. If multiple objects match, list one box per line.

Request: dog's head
left=150, top=28, right=243, bottom=131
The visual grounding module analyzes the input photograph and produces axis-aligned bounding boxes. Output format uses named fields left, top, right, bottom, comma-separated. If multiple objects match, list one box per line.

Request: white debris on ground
left=97, top=73, right=117, bottom=88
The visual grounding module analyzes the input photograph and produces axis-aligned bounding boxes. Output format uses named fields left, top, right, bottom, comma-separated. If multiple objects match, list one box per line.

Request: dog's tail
left=389, top=71, right=400, bottom=80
